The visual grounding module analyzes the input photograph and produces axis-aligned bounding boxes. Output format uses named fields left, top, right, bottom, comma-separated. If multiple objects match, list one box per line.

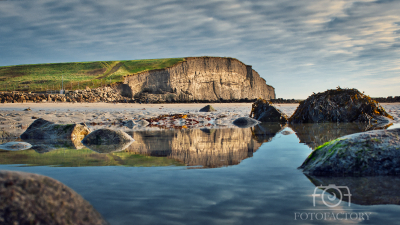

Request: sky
left=0, top=0, right=399, bottom=99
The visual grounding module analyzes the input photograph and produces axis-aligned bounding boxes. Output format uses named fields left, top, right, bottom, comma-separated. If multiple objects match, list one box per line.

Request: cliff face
left=121, top=57, right=275, bottom=101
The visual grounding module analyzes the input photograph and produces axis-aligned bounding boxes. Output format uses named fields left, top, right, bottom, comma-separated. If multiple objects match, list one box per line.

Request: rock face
left=0, top=171, right=108, bottom=225
left=120, top=57, right=275, bottom=102
left=290, top=88, right=393, bottom=123
left=20, top=118, right=91, bottom=141
left=82, top=129, right=134, bottom=153
left=250, top=99, right=288, bottom=123
left=300, top=128, right=400, bottom=176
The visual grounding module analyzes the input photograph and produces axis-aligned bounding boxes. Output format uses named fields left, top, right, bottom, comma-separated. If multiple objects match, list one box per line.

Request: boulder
left=81, top=129, right=134, bottom=153
left=250, top=99, right=288, bottom=123
left=0, top=142, right=32, bottom=151
left=199, top=105, right=216, bottom=112
left=0, top=171, right=108, bottom=225
left=300, top=128, right=400, bottom=176
left=20, top=118, right=91, bottom=141
left=124, top=120, right=136, bottom=129
left=233, top=117, right=260, bottom=128
left=289, top=88, right=393, bottom=124
left=137, top=119, right=150, bottom=127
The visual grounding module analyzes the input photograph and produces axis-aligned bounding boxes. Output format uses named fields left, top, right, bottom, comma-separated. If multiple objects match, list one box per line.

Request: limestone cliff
left=119, top=57, right=275, bottom=102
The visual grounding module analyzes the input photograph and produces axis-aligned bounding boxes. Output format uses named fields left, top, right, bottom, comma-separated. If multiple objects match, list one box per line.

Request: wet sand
left=0, top=102, right=399, bottom=138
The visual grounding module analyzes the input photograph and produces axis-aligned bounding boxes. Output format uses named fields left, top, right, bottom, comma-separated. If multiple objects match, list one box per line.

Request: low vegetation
left=0, top=58, right=184, bottom=92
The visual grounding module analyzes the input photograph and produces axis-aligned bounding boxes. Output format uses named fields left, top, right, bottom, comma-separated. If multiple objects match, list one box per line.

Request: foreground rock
left=82, top=129, right=134, bottom=153
left=300, top=128, right=400, bottom=176
left=233, top=117, right=260, bottom=128
left=199, top=105, right=216, bottom=112
left=20, top=118, right=91, bottom=141
left=290, top=88, right=393, bottom=124
left=250, top=99, right=288, bottom=123
left=0, top=171, right=108, bottom=225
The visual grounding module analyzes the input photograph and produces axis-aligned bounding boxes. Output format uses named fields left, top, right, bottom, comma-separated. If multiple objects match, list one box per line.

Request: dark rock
left=251, top=123, right=286, bottom=143
left=20, top=118, right=91, bottom=141
left=300, top=128, right=400, bottom=176
left=0, top=142, right=32, bottom=151
left=199, top=105, right=216, bottom=112
left=289, top=88, right=393, bottom=123
left=250, top=99, right=288, bottom=123
left=0, top=171, right=108, bottom=225
left=233, top=117, right=259, bottom=128
left=82, top=129, right=134, bottom=153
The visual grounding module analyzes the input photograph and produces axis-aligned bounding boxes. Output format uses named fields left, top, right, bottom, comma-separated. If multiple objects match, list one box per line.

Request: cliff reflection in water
left=306, top=175, right=400, bottom=205
left=125, top=123, right=284, bottom=168
left=289, top=123, right=378, bottom=149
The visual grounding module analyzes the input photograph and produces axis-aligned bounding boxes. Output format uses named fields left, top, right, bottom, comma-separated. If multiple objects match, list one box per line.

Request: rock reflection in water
left=306, top=175, right=400, bottom=205
left=83, top=141, right=134, bottom=153
left=125, top=125, right=282, bottom=168
left=24, top=138, right=85, bottom=153
left=251, top=123, right=286, bottom=143
left=289, top=123, right=376, bottom=149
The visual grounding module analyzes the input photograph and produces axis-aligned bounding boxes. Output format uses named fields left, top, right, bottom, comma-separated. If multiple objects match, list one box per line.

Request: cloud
left=0, top=0, right=399, bottom=98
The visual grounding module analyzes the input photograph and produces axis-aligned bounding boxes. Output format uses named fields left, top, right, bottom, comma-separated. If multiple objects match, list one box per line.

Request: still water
left=1, top=123, right=400, bottom=225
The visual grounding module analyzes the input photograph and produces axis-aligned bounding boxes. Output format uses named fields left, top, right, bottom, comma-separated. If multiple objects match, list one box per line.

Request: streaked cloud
left=0, top=0, right=399, bottom=98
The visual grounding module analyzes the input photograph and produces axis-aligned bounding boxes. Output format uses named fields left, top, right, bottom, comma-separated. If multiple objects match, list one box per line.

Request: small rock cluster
left=289, top=88, right=393, bottom=123
left=0, top=87, right=131, bottom=103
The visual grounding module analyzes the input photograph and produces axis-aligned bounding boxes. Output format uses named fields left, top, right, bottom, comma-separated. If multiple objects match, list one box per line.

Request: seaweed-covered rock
left=199, top=105, right=216, bottom=112
left=233, top=117, right=260, bottom=128
left=300, top=128, right=400, bottom=176
left=82, top=129, right=134, bottom=153
left=20, top=118, right=91, bottom=140
left=289, top=88, right=393, bottom=123
left=250, top=99, right=288, bottom=123
left=0, top=171, right=108, bottom=225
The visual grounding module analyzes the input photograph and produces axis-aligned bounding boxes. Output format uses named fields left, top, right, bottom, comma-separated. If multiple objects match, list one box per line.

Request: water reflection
left=126, top=127, right=268, bottom=168
left=306, top=175, right=400, bottom=205
left=289, top=123, right=382, bottom=149
left=24, top=139, right=85, bottom=153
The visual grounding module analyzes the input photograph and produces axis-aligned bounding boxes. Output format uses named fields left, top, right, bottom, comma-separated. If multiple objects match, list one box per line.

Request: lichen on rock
left=299, top=128, right=400, bottom=176
left=289, top=88, right=393, bottom=124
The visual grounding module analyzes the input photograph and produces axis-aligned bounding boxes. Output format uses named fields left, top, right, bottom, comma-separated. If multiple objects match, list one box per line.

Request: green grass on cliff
left=0, top=58, right=184, bottom=92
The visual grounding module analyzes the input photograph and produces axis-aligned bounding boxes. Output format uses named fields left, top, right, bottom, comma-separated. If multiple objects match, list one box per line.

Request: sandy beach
left=0, top=102, right=399, bottom=138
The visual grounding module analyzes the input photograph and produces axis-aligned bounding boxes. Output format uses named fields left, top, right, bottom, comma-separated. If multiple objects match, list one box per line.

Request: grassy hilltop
left=0, top=58, right=184, bottom=92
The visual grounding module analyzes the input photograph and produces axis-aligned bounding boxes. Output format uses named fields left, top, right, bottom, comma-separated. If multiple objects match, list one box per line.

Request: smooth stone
left=233, top=117, right=260, bottom=128
left=199, top=105, right=216, bottom=112
left=0, top=171, right=108, bottom=225
left=0, top=142, right=32, bottom=151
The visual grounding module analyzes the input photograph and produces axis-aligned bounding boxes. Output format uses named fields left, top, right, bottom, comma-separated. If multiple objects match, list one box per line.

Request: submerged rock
left=0, top=142, right=32, bottom=151
left=300, top=128, right=400, bottom=176
left=199, top=105, right=216, bottom=112
left=250, top=99, right=288, bottom=123
left=0, top=171, right=108, bottom=225
left=289, top=88, right=393, bottom=124
left=82, top=129, right=134, bottom=153
left=20, top=118, right=91, bottom=141
left=233, top=117, right=260, bottom=128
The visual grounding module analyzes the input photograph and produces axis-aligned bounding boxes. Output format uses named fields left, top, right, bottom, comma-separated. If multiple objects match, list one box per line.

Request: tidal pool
left=1, top=123, right=400, bottom=225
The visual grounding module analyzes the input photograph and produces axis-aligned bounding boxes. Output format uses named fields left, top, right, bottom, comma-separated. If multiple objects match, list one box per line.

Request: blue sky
left=0, top=0, right=399, bottom=99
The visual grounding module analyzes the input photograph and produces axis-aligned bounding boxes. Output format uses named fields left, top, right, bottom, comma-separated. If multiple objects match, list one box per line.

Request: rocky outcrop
left=120, top=57, right=275, bottom=102
left=250, top=99, right=288, bottom=123
left=21, top=118, right=91, bottom=141
left=82, top=129, right=134, bottom=153
left=0, top=171, right=108, bottom=225
left=300, top=128, right=400, bottom=176
left=289, top=88, right=393, bottom=124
